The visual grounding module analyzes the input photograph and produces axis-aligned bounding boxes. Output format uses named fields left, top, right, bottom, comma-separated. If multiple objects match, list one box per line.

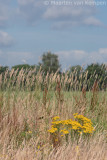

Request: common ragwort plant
left=48, top=113, right=95, bottom=147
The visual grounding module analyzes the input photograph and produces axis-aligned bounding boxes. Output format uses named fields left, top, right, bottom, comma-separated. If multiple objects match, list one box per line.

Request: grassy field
left=0, top=70, right=107, bottom=159
left=0, top=89, right=107, bottom=160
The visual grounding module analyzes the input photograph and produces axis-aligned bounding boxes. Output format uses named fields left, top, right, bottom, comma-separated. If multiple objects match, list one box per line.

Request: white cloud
left=56, top=48, right=107, bottom=68
left=0, top=31, right=14, bottom=47
left=43, top=2, right=102, bottom=29
left=43, top=3, right=95, bottom=20
left=0, top=48, right=107, bottom=68
left=22, top=59, right=27, bottom=63
left=89, top=49, right=107, bottom=64
left=99, top=48, right=107, bottom=55
left=56, top=50, right=88, bottom=68
left=84, top=17, right=102, bottom=26
left=0, top=51, right=34, bottom=66
left=0, top=0, right=104, bottom=29
left=16, top=0, right=103, bottom=28
left=56, top=50, right=87, bottom=60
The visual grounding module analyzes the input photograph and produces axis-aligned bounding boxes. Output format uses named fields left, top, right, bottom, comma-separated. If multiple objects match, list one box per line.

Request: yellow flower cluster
left=73, top=113, right=94, bottom=134
left=48, top=127, right=57, bottom=133
left=48, top=114, right=94, bottom=135
left=73, top=113, right=92, bottom=124
left=60, top=129, right=69, bottom=134
left=53, top=116, right=60, bottom=121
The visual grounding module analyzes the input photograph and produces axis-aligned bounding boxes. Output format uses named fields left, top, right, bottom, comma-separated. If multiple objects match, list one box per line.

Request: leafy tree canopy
left=68, top=65, right=83, bottom=73
left=12, top=64, right=36, bottom=71
left=0, top=66, right=9, bottom=74
left=38, top=51, right=61, bottom=74
left=86, top=63, right=107, bottom=89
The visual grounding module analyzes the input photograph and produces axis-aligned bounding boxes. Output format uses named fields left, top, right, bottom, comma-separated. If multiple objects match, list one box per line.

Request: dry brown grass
left=0, top=69, right=106, bottom=159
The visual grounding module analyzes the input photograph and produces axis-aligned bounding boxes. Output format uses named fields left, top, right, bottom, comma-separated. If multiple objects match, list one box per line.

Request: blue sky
left=0, top=0, right=107, bottom=69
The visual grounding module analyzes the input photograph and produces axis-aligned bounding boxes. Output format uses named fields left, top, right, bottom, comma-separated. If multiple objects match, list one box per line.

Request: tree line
left=0, top=52, right=107, bottom=91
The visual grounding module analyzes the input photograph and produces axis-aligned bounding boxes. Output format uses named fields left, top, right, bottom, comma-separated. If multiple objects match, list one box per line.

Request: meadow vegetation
left=0, top=68, right=107, bottom=160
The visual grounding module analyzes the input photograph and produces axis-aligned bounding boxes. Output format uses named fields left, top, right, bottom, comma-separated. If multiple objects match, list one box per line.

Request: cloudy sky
left=0, top=0, right=107, bottom=69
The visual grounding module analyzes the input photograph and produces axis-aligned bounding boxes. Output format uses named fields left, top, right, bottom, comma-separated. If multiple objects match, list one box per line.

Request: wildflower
left=52, top=121, right=62, bottom=125
left=61, top=134, right=64, bottom=136
left=53, top=116, right=60, bottom=121
left=48, top=127, right=57, bottom=133
left=60, top=129, right=69, bottom=134
left=74, top=113, right=92, bottom=124
left=48, top=113, right=95, bottom=146
left=73, top=113, right=78, bottom=116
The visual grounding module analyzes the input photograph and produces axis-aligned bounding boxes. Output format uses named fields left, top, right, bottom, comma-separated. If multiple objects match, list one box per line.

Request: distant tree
left=68, top=65, right=83, bottom=77
left=69, top=65, right=82, bottom=72
left=11, top=64, right=37, bottom=90
left=86, top=63, right=107, bottom=90
left=65, top=65, right=84, bottom=91
left=12, top=64, right=36, bottom=71
left=38, top=51, right=61, bottom=74
left=0, top=66, right=9, bottom=74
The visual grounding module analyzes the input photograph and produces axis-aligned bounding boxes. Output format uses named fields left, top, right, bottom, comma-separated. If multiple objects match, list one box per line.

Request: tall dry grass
left=0, top=68, right=106, bottom=159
